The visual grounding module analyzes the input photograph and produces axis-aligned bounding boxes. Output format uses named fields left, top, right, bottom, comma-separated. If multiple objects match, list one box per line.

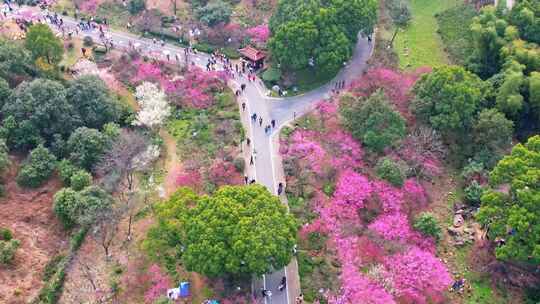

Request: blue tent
left=179, top=282, right=190, bottom=297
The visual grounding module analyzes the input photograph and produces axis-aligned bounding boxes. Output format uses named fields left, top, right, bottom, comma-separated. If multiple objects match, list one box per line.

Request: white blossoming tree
left=133, top=81, right=171, bottom=128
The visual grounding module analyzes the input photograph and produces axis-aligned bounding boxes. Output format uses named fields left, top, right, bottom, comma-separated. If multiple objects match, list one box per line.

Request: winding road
left=8, top=6, right=373, bottom=303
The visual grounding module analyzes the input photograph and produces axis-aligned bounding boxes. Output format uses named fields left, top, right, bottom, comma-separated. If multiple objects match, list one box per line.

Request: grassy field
left=394, top=0, right=457, bottom=70
left=436, top=4, right=478, bottom=65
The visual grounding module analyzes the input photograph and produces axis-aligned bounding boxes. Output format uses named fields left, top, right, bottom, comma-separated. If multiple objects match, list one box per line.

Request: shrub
left=0, top=239, right=20, bottom=264
left=262, top=67, right=281, bottom=83
left=464, top=180, right=484, bottom=206
left=58, top=159, right=79, bottom=186
left=128, top=0, right=145, bottom=15
left=17, top=145, right=57, bottom=188
left=375, top=157, right=405, bottom=187
left=70, top=170, right=92, bottom=191
left=83, top=36, right=93, bottom=47
left=0, top=227, right=13, bottom=241
left=413, top=212, right=441, bottom=240
left=196, top=0, right=232, bottom=27
left=53, top=188, right=82, bottom=229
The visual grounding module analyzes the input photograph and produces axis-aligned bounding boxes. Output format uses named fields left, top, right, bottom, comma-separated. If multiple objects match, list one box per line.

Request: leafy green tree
left=375, top=157, right=405, bottom=187
left=0, top=78, right=11, bottom=110
left=16, top=145, right=57, bottom=188
left=477, top=135, right=540, bottom=263
left=196, top=0, right=232, bottom=26
left=341, top=90, right=406, bottom=153
left=53, top=185, right=113, bottom=228
left=2, top=78, right=78, bottom=150
left=529, top=72, right=540, bottom=124
left=66, top=75, right=119, bottom=129
left=268, top=0, right=377, bottom=74
left=67, top=127, right=108, bottom=170
left=467, top=6, right=506, bottom=78
left=412, top=65, right=487, bottom=138
left=413, top=212, right=442, bottom=240
left=57, top=159, right=80, bottom=186
left=0, top=39, right=35, bottom=82
left=473, top=108, right=514, bottom=153
left=128, top=0, right=146, bottom=14
left=24, top=24, right=63, bottom=65
left=70, top=170, right=92, bottom=191
left=146, top=185, right=297, bottom=278
left=495, top=61, right=526, bottom=119
left=464, top=180, right=484, bottom=206
left=0, top=139, right=9, bottom=175
left=53, top=187, right=82, bottom=228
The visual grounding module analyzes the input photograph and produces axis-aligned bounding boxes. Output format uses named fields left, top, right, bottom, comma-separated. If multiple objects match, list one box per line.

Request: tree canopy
left=66, top=75, right=120, bottom=129
left=67, top=127, right=109, bottom=171
left=341, top=90, right=406, bottom=153
left=145, top=185, right=298, bottom=278
left=16, top=145, right=56, bottom=188
left=24, top=24, right=63, bottom=65
left=477, top=135, right=540, bottom=263
left=268, top=0, right=377, bottom=74
left=412, top=65, right=487, bottom=138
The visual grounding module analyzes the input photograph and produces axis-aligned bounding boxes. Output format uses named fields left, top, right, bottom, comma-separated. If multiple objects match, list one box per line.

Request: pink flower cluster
left=349, top=68, right=430, bottom=120
left=284, top=99, right=451, bottom=303
left=130, top=60, right=227, bottom=109
left=246, top=24, right=270, bottom=43
left=144, top=264, right=172, bottom=304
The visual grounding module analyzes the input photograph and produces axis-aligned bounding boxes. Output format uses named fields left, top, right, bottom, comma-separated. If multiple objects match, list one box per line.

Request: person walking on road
left=278, top=182, right=284, bottom=195
left=250, top=155, right=254, bottom=165
left=251, top=113, right=257, bottom=122
left=241, top=83, right=246, bottom=91
left=271, top=119, right=276, bottom=128
left=246, top=138, right=250, bottom=146
left=242, top=102, right=246, bottom=111
left=278, top=276, right=287, bottom=291
left=259, top=117, right=263, bottom=126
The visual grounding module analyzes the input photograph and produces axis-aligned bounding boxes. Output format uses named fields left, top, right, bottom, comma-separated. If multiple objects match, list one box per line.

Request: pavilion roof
left=239, top=46, right=266, bottom=61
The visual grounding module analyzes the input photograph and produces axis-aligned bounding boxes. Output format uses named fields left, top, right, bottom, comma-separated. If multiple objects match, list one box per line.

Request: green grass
left=394, top=0, right=457, bottom=69
left=436, top=4, right=478, bottom=65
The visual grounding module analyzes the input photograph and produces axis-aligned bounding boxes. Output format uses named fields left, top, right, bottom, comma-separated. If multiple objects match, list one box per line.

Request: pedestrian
left=278, top=182, right=283, bottom=195
left=293, top=111, right=297, bottom=120
left=259, top=117, right=263, bottom=126
left=241, top=83, right=246, bottom=91
left=271, top=119, right=276, bottom=128
left=250, top=155, right=254, bottom=165
left=251, top=113, right=257, bottom=122
left=242, top=102, right=246, bottom=111
left=244, top=175, right=248, bottom=184
left=250, top=179, right=256, bottom=184
left=278, top=276, right=286, bottom=291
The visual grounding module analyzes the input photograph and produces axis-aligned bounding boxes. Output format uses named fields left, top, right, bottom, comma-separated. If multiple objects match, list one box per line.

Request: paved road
left=9, top=7, right=373, bottom=303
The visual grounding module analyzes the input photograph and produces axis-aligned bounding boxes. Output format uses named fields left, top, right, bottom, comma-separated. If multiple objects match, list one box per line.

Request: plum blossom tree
left=144, top=264, right=172, bottom=303
left=133, top=82, right=171, bottom=128
left=247, top=24, right=270, bottom=43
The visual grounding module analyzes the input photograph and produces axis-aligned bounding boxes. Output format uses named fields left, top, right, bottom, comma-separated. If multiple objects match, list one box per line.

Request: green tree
left=0, top=138, right=9, bottom=175
left=66, top=75, right=119, bottom=129
left=412, top=65, right=487, bottom=138
left=53, top=185, right=113, bottom=228
left=0, top=78, right=11, bottom=110
left=24, top=24, right=63, bottom=65
left=341, top=90, right=406, bottom=153
left=473, top=108, right=514, bottom=154
left=146, top=185, right=297, bottom=278
left=196, top=0, right=232, bottom=26
left=70, top=170, right=92, bottom=191
left=67, top=127, right=108, bottom=170
left=128, top=0, right=146, bottom=14
left=57, top=159, right=80, bottom=186
left=53, top=187, right=82, bottom=228
left=268, top=0, right=377, bottom=74
left=477, top=135, right=540, bottom=263
left=375, top=157, right=405, bottom=187
left=464, top=180, right=484, bottom=206
left=0, top=39, right=35, bottom=82
left=467, top=6, right=506, bottom=78
left=16, top=145, right=57, bottom=188
left=2, top=78, right=78, bottom=150
left=413, top=212, right=442, bottom=240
